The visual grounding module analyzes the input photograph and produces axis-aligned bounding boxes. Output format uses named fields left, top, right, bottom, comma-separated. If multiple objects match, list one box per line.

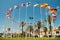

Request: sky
left=0, top=0, right=60, bottom=33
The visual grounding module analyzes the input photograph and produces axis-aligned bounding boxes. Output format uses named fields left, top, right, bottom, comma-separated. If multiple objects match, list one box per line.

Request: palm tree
left=8, top=27, right=10, bottom=32
left=35, top=29, right=40, bottom=37
left=36, top=21, right=41, bottom=37
left=58, top=26, right=60, bottom=31
left=47, top=15, right=53, bottom=36
left=26, top=25, right=33, bottom=37
left=58, top=26, right=60, bottom=34
left=43, top=27, right=48, bottom=37
left=20, top=21, right=26, bottom=37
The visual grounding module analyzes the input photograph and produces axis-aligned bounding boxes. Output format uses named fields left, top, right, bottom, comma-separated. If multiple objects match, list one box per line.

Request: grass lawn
left=0, top=38, right=60, bottom=40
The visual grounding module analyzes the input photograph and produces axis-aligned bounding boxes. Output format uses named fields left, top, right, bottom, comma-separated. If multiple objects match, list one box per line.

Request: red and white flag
left=52, top=13, right=56, bottom=18
left=6, top=11, right=10, bottom=16
left=20, top=3, right=25, bottom=6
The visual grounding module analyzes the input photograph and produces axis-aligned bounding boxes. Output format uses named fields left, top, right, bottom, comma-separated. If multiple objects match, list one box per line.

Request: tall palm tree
left=8, top=27, right=10, bottom=32
left=47, top=15, right=52, bottom=36
left=36, top=21, right=41, bottom=37
left=26, top=25, right=33, bottom=37
left=20, top=21, right=26, bottom=37
left=43, top=27, right=48, bottom=36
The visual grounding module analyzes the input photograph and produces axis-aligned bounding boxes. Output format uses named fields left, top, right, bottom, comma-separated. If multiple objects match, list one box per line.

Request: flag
left=20, top=3, right=25, bottom=6
left=6, top=11, right=10, bottom=16
left=40, top=3, right=48, bottom=8
left=26, top=2, right=31, bottom=7
left=34, top=3, right=39, bottom=7
left=8, top=8, right=13, bottom=12
left=14, top=5, right=18, bottom=9
left=52, top=13, right=56, bottom=18
left=50, top=9, right=57, bottom=13
left=47, top=6, right=53, bottom=9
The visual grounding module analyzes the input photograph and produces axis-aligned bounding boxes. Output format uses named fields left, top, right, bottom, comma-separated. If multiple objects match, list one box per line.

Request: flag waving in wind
left=52, top=13, right=56, bottom=18
left=34, top=3, right=39, bottom=7
left=20, top=3, right=25, bottom=7
left=40, top=3, right=48, bottom=8
left=50, top=9, right=57, bottom=13
left=14, top=5, right=18, bottom=9
left=26, top=2, right=31, bottom=7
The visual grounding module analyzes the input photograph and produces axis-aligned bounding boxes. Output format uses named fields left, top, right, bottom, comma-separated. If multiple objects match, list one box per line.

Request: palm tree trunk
left=22, top=25, right=23, bottom=33
left=22, top=25, right=23, bottom=37
left=45, top=32, right=47, bottom=36
left=39, top=29, right=40, bottom=37
left=38, top=27, right=40, bottom=37
left=49, top=23, right=52, bottom=37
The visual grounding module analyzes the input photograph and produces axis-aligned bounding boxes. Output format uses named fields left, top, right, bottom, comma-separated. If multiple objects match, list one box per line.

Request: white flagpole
left=18, top=6, right=21, bottom=38
left=18, top=6, right=20, bottom=27
left=4, top=13, right=7, bottom=38
left=25, top=6, right=27, bottom=28
left=25, top=3, right=28, bottom=38
left=51, top=15, right=54, bottom=34
left=33, top=6, right=35, bottom=27
left=40, top=6, right=42, bottom=26
left=12, top=8, right=14, bottom=38
left=40, top=6, right=42, bottom=37
left=46, top=7, right=48, bottom=28
left=32, top=6, right=35, bottom=37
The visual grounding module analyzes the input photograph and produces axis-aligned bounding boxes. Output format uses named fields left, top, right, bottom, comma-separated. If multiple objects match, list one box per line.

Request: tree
left=36, top=21, right=42, bottom=37
left=58, top=26, right=60, bottom=31
left=26, top=25, right=33, bottom=37
left=43, top=27, right=48, bottom=37
left=20, top=21, right=26, bottom=37
left=47, top=15, right=53, bottom=36
left=35, top=29, right=40, bottom=37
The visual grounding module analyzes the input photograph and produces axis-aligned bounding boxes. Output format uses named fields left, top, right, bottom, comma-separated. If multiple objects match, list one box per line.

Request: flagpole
left=4, top=13, right=7, bottom=38
left=46, top=7, right=48, bottom=28
left=51, top=15, right=54, bottom=34
left=40, top=6, right=42, bottom=37
left=25, top=4, right=28, bottom=38
left=18, top=6, right=20, bottom=28
left=25, top=6, right=27, bottom=24
left=40, top=7, right=42, bottom=25
left=33, top=6, right=35, bottom=27
left=18, top=5, right=21, bottom=38
left=12, top=8, right=14, bottom=38
left=8, top=15, right=10, bottom=37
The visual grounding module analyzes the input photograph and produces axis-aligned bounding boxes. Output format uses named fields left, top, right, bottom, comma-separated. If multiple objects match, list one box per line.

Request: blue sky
left=0, top=0, right=60, bottom=33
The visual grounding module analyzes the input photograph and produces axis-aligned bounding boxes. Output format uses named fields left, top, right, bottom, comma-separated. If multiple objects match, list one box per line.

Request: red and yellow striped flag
left=50, top=9, right=57, bottom=13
